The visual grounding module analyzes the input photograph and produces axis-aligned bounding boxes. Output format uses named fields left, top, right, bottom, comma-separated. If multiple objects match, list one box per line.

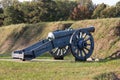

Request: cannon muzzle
left=79, top=26, right=95, bottom=33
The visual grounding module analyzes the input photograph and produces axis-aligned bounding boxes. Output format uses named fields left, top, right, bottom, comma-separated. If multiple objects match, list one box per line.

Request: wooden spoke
left=70, top=29, right=94, bottom=61
left=49, top=46, right=69, bottom=58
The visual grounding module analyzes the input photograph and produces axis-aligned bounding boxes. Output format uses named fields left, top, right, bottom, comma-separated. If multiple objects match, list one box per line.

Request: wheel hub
left=78, top=39, right=87, bottom=49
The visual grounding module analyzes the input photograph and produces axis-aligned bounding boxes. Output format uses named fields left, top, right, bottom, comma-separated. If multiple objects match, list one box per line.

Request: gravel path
left=0, top=58, right=101, bottom=62
left=0, top=59, right=72, bottom=62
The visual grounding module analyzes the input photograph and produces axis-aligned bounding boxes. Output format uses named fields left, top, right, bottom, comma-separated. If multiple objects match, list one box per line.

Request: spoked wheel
left=70, top=29, right=94, bottom=61
left=49, top=46, right=69, bottom=60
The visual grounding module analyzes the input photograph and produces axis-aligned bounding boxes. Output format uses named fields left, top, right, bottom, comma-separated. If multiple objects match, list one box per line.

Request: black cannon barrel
left=47, top=30, right=74, bottom=39
left=47, top=26, right=95, bottom=39
left=79, top=26, right=95, bottom=32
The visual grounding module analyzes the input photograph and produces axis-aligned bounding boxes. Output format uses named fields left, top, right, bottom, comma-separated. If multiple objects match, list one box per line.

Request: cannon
left=12, top=26, right=95, bottom=61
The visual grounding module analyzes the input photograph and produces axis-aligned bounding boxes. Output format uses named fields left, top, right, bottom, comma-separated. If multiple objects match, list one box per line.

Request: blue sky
left=19, top=0, right=120, bottom=6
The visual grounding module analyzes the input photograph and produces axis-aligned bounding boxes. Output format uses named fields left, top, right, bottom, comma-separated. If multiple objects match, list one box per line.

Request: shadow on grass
left=93, top=50, right=120, bottom=80
left=99, top=50, right=120, bottom=62
left=93, top=72, right=120, bottom=80
left=0, top=50, right=120, bottom=61
left=106, top=50, right=120, bottom=60
left=0, top=53, right=11, bottom=59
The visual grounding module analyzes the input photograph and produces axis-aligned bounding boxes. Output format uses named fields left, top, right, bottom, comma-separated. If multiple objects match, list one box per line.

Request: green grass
left=0, top=53, right=11, bottom=59
left=0, top=58, right=119, bottom=80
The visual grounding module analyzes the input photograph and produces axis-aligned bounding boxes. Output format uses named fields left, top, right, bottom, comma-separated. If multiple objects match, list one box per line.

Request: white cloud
left=92, top=0, right=120, bottom=5
left=19, top=0, right=32, bottom=2
left=18, top=0, right=119, bottom=6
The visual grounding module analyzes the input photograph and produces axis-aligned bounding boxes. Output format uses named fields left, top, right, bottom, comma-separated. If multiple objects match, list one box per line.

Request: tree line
left=0, top=0, right=120, bottom=26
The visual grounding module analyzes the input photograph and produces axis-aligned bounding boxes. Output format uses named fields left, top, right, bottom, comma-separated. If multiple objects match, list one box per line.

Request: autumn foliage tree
left=116, top=1, right=120, bottom=17
left=98, top=1, right=120, bottom=18
left=92, top=3, right=107, bottom=18
left=0, top=0, right=120, bottom=26
left=0, top=8, right=4, bottom=26
left=70, top=4, right=94, bottom=20
left=100, top=7, right=117, bottom=18
left=4, top=3, right=24, bottom=25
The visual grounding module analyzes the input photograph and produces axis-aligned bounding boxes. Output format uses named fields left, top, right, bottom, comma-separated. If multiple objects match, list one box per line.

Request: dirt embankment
left=0, top=18, right=120, bottom=58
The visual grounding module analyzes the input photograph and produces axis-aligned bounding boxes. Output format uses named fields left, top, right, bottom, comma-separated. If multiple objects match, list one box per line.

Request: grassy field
left=0, top=58, right=119, bottom=80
